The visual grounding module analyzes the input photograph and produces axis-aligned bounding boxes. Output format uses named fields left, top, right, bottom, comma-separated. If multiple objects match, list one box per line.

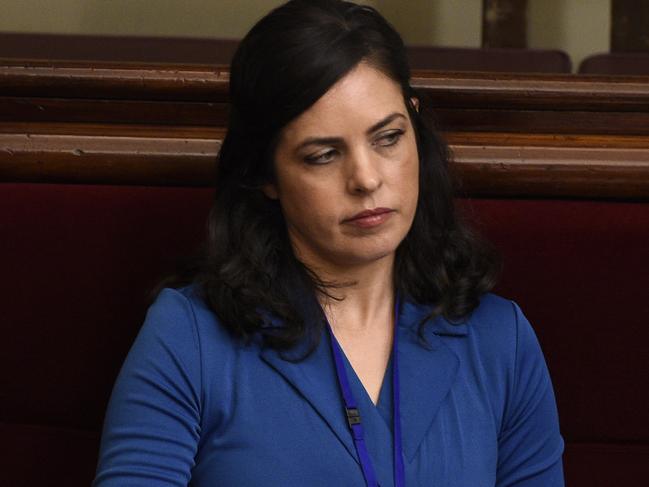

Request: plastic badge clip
left=345, top=407, right=361, bottom=427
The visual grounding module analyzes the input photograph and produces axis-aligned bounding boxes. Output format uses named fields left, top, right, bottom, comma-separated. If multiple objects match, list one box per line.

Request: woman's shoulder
left=144, top=284, right=237, bottom=352
left=476, top=293, right=543, bottom=359
left=425, top=292, right=546, bottom=375
left=461, top=293, right=551, bottom=393
left=465, top=295, right=564, bottom=479
left=151, top=283, right=209, bottom=316
left=467, top=292, right=529, bottom=346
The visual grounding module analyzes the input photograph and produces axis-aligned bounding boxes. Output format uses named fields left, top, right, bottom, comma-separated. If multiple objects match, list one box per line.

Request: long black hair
left=167, top=0, right=499, bottom=351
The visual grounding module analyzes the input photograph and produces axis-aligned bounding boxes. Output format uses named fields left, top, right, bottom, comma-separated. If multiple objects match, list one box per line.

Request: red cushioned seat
left=458, top=198, right=649, bottom=442
left=563, top=443, right=649, bottom=486
left=1, top=183, right=214, bottom=426
left=0, top=423, right=99, bottom=487
left=2, top=184, right=648, bottom=485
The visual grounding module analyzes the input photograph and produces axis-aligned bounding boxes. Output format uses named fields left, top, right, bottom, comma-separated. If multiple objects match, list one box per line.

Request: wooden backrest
left=2, top=59, right=649, bottom=196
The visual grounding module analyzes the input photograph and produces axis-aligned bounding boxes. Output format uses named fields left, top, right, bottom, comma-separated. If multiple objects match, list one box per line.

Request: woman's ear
left=262, top=183, right=279, bottom=200
left=410, top=97, right=420, bottom=112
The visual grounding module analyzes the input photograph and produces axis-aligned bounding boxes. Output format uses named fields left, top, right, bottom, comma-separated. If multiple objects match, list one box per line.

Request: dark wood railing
left=2, top=59, right=649, bottom=198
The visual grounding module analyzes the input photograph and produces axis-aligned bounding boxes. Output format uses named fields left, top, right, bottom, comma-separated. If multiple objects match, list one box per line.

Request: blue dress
left=93, top=286, right=564, bottom=486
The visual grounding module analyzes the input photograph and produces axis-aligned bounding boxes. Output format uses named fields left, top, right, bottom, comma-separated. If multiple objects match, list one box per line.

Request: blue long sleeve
left=93, top=289, right=202, bottom=486
left=496, top=302, right=564, bottom=486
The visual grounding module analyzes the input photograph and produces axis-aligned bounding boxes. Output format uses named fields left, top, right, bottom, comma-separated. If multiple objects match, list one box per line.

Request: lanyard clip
left=345, top=407, right=361, bottom=427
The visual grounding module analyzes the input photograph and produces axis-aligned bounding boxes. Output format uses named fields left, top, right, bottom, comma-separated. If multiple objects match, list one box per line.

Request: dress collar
left=259, top=297, right=467, bottom=462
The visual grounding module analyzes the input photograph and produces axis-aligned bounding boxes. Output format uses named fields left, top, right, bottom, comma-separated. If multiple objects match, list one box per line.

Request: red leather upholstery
left=2, top=183, right=648, bottom=486
left=458, top=198, right=649, bottom=485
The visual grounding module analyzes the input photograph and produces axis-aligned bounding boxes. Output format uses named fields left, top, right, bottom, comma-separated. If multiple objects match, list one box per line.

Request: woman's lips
left=343, top=208, right=395, bottom=228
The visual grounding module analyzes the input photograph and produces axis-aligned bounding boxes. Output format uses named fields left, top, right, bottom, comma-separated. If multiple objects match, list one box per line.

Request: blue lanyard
left=326, top=297, right=405, bottom=487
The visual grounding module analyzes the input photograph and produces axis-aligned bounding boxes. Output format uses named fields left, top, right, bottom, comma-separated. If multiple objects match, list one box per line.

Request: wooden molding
left=0, top=60, right=230, bottom=100
left=0, top=133, right=218, bottom=186
left=2, top=60, right=649, bottom=199
left=411, top=72, right=649, bottom=111
left=452, top=144, right=649, bottom=198
left=3, top=132, right=648, bottom=198
left=3, top=61, right=649, bottom=106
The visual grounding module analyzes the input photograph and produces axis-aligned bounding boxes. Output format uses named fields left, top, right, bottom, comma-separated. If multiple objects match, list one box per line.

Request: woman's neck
left=314, top=255, right=397, bottom=406
left=314, top=254, right=396, bottom=335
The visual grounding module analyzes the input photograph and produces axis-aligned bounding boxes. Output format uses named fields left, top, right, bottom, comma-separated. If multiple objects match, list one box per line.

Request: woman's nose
left=345, top=148, right=382, bottom=195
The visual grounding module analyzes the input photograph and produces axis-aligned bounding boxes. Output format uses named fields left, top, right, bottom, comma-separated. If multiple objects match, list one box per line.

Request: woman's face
left=266, top=62, right=419, bottom=272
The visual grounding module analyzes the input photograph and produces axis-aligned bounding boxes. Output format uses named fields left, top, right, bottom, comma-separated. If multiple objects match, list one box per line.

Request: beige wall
left=0, top=0, right=287, bottom=38
left=375, top=0, right=482, bottom=46
left=0, top=0, right=610, bottom=70
left=528, top=0, right=610, bottom=69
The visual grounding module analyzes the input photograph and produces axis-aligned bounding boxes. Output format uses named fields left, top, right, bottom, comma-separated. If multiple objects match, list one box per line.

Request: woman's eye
left=305, top=149, right=336, bottom=165
left=375, top=130, right=404, bottom=148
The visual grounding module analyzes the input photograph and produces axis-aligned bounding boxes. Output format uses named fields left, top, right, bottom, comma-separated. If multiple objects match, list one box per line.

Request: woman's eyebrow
left=365, top=112, right=406, bottom=135
left=295, top=112, right=407, bottom=153
left=295, top=136, right=342, bottom=152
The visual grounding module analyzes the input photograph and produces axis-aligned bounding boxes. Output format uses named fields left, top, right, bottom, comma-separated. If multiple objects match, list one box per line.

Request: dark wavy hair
left=167, top=0, right=499, bottom=352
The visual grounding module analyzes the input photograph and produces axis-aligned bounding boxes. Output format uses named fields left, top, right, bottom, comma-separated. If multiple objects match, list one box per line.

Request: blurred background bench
left=0, top=32, right=572, bottom=74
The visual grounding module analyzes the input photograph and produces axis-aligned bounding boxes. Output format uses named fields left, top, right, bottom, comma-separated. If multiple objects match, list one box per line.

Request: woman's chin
left=334, top=245, right=398, bottom=269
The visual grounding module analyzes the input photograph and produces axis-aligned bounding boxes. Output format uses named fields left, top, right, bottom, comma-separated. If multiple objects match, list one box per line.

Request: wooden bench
left=1, top=60, right=648, bottom=486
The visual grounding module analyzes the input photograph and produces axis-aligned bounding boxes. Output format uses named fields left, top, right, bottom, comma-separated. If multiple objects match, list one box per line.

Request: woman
left=93, top=1, right=564, bottom=485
